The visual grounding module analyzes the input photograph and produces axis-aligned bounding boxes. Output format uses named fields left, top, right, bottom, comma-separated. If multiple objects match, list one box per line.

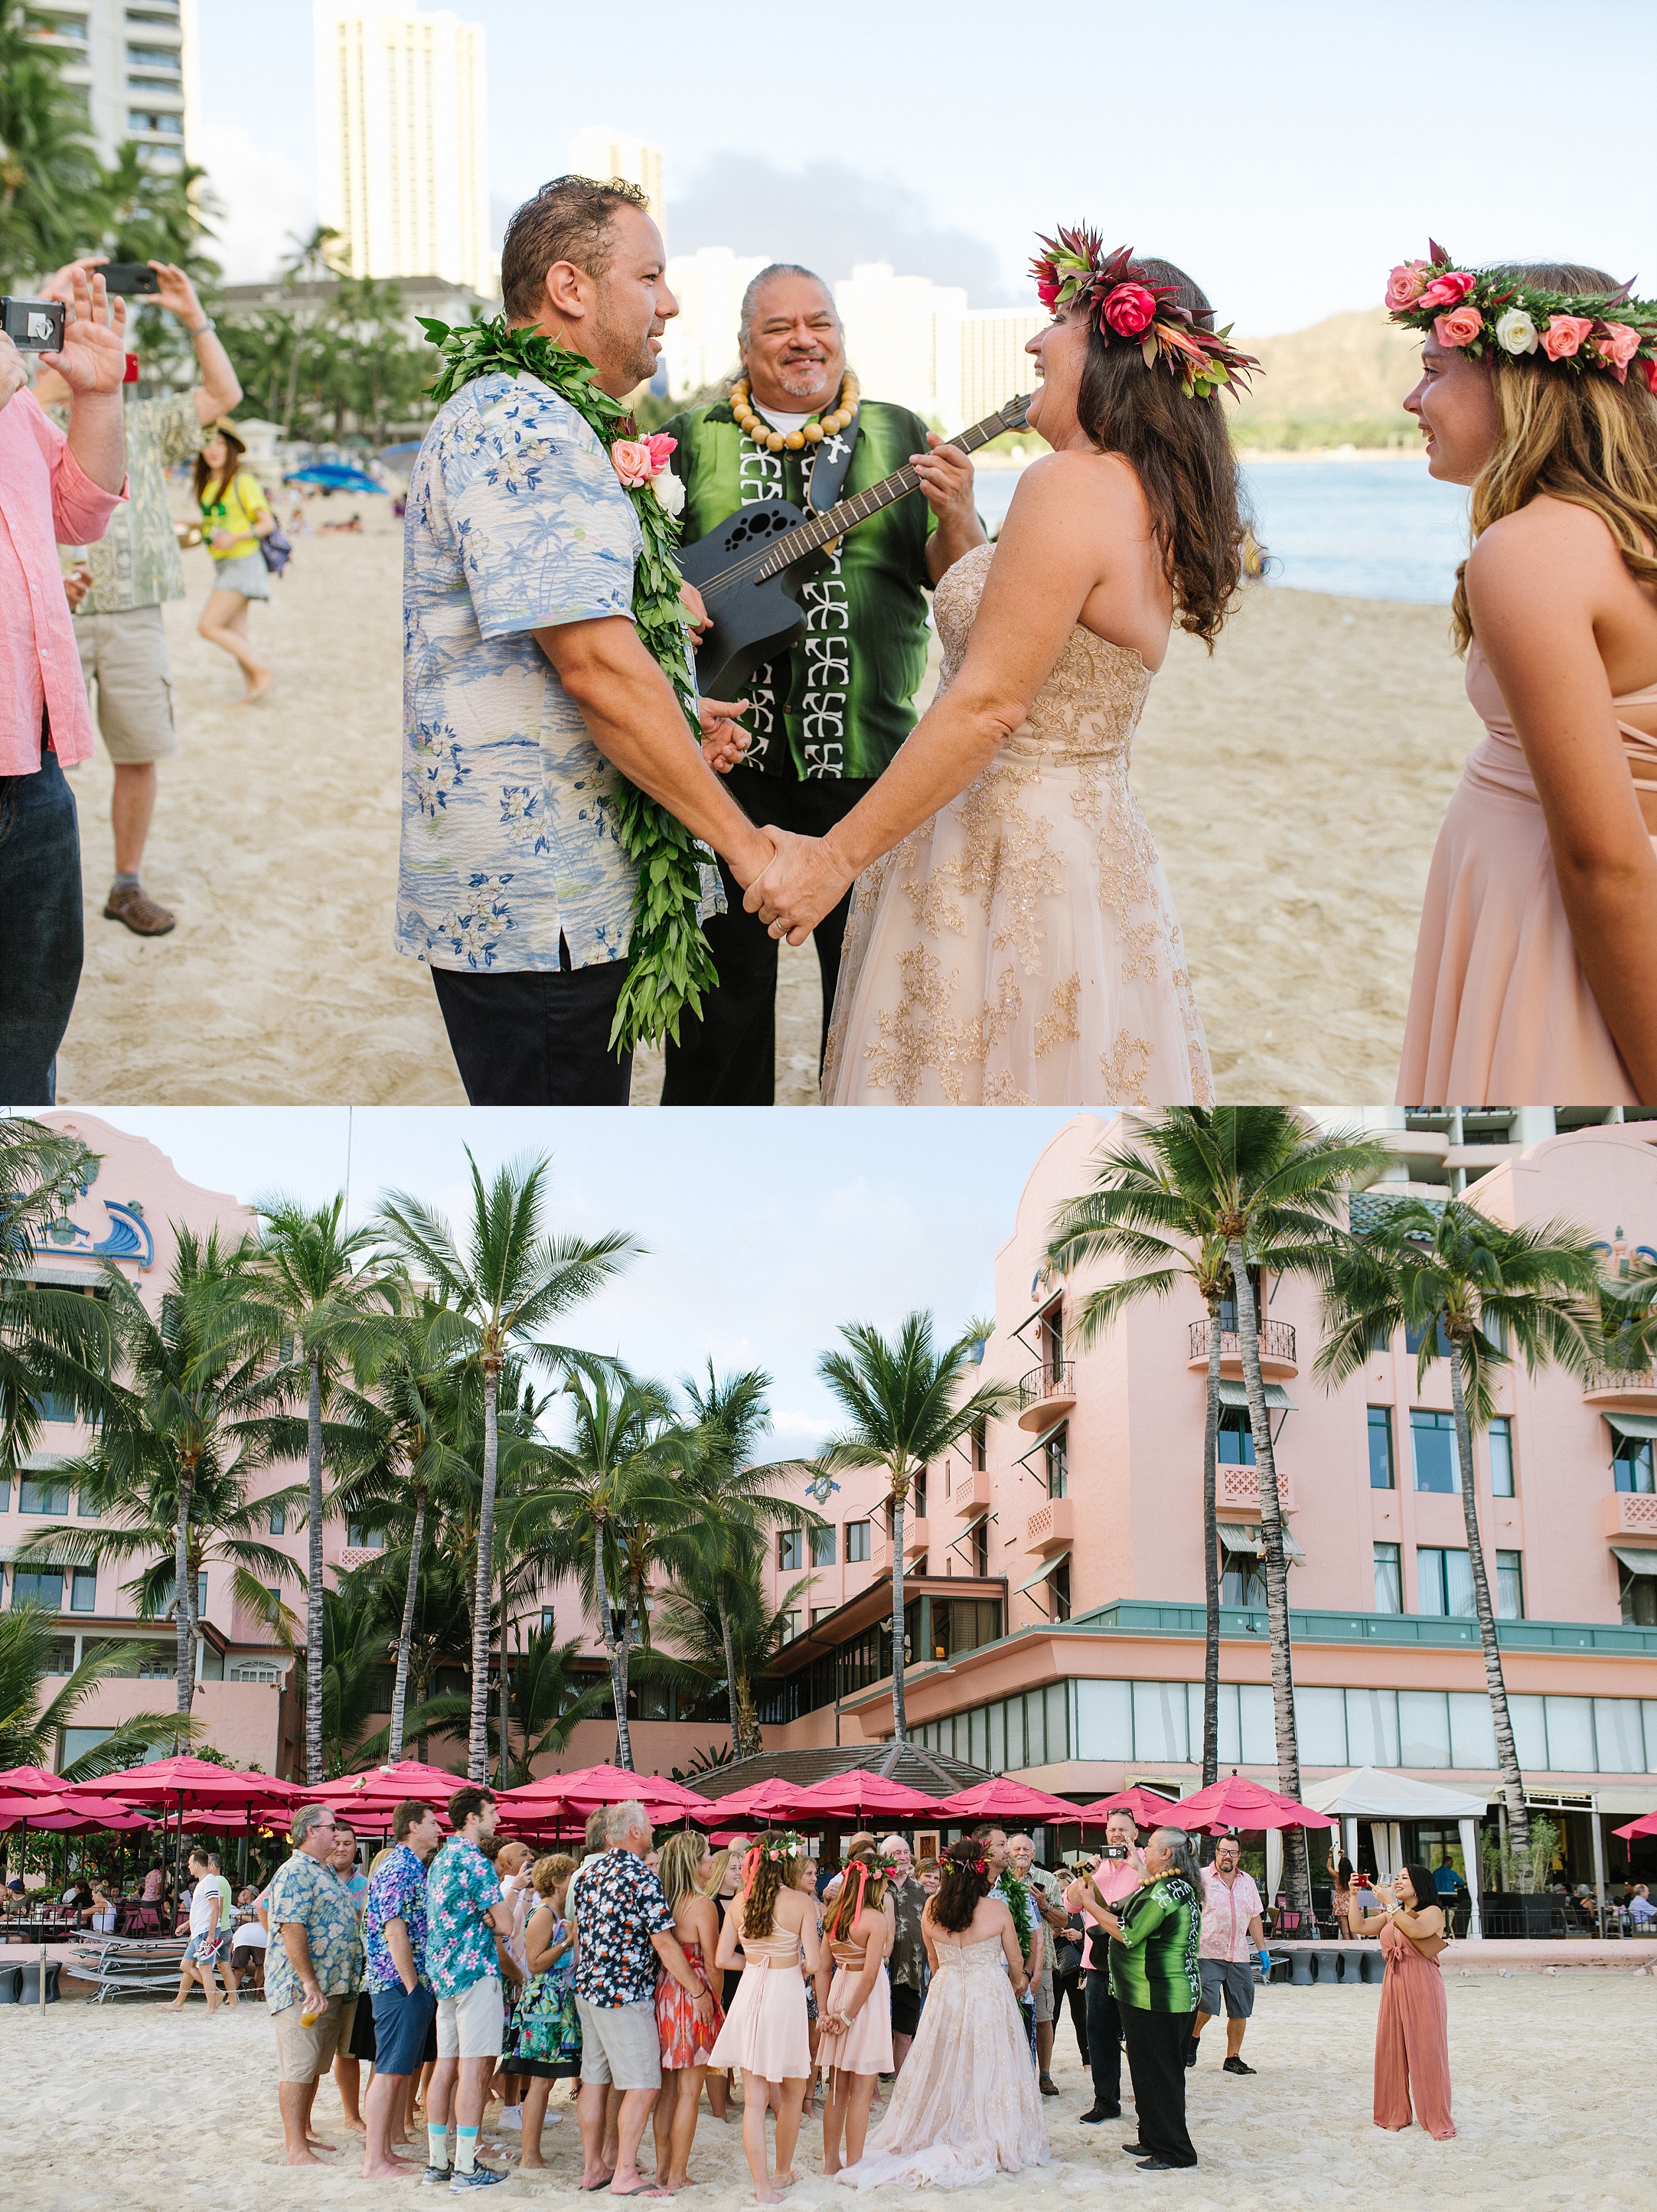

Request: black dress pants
left=430, top=946, right=631, bottom=1105
left=1119, top=2003, right=1198, bottom=2167
left=660, top=765, right=876, bottom=1105
left=1084, top=1969, right=1121, bottom=2109
left=1056, top=1963, right=1089, bottom=2066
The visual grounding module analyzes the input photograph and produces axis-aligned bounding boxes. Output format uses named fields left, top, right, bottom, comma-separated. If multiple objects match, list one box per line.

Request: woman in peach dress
left=1387, top=247, right=1657, bottom=1106
left=818, top=1843, right=896, bottom=2175
left=743, top=234, right=1259, bottom=1107
left=708, top=1834, right=821, bottom=2205
left=1346, top=1861, right=1454, bottom=2140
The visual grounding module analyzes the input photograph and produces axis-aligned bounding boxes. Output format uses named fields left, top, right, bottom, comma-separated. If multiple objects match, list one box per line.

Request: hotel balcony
left=1186, top=1317, right=1298, bottom=1379
left=1025, top=1496, right=1074, bottom=1555
left=1214, top=1463, right=1296, bottom=1518
left=1016, top=1360, right=1076, bottom=1433
left=871, top=1517, right=931, bottom=1574
left=1583, top=1360, right=1657, bottom=1413
left=1601, top=1491, right=1657, bottom=1541
left=951, top=1469, right=992, bottom=1516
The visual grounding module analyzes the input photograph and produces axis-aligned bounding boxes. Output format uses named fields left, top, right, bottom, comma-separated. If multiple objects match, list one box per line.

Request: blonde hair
left=701, top=1848, right=731, bottom=1897
left=533, top=1852, right=578, bottom=1899
left=367, top=1848, right=394, bottom=1879
left=1452, top=259, right=1657, bottom=653
left=656, top=1829, right=709, bottom=1910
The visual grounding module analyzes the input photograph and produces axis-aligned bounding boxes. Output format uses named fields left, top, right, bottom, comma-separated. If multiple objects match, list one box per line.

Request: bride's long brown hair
left=1074, top=256, right=1251, bottom=649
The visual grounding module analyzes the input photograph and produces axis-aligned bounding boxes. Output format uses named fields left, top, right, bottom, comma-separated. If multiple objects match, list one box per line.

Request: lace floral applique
left=1034, top=973, right=1081, bottom=1060
left=862, top=949, right=1022, bottom=1105
left=1100, top=1028, right=1153, bottom=1104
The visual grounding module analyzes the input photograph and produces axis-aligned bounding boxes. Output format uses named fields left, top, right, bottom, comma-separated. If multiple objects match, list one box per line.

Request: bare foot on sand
left=360, top=2157, right=420, bottom=2180
left=231, top=668, right=273, bottom=706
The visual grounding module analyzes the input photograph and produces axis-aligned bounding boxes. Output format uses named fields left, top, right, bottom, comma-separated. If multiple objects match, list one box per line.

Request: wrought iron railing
left=1017, top=1358, right=1074, bottom=1412
left=1188, top=1317, right=1297, bottom=1366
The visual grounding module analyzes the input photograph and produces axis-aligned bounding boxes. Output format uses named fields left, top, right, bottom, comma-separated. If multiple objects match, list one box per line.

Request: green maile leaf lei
left=420, top=313, right=718, bottom=1056
left=996, top=1869, right=1035, bottom=1961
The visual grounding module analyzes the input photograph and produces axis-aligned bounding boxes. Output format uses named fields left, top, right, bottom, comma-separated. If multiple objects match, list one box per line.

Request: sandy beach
left=54, top=510, right=1478, bottom=1108
left=3, top=1974, right=1648, bottom=2212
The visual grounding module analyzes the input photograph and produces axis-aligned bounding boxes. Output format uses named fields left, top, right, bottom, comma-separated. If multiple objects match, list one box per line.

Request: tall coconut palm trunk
left=720, top=1600, right=741, bottom=1761
left=174, top=1454, right=198, bottom=1724
left=1449, top=1358, right=1530, bottom=1853
left=468, top=1362, right=501, bottom=1783
left=498, top=1618, right=512, bottom=1789
left=1201, top=1300, right=1224, bottom=1788
left=1226, top=1239, right=1309, bottom=1909
left=594, top=1518, right=635, bottom=1772
left=388, top=1492, right=426, bottom=1763
left=305, top=1355, right=326, bottom=1784
left=889, top=1474, right=909, bottom=1743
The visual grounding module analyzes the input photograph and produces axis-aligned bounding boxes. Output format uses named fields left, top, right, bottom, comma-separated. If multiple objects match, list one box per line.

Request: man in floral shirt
left=571, top=1800, right=711, bottom=2195
left=423, top=1786, right=514, bottom=2192
left=266, top=1805, right=365, bottom=2166
left=361, top=1798, right=442, bottom=2181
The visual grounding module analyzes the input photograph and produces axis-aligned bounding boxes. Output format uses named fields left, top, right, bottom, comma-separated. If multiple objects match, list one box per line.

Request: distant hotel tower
left=25, top=0, right=198, bottom=172
left=314, top=1, right=492, bottom=294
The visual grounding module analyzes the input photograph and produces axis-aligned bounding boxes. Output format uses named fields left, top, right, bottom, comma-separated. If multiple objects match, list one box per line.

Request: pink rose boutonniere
left=1417, top=270, right=1476, bottom=313
left=1542, top=315, right=1595, bottom=362
left=1434, top=306, right=1483, bottom=350
left=1384, top=260, right=1432, bottom=311
left=611, top=434, right=675, bottom=489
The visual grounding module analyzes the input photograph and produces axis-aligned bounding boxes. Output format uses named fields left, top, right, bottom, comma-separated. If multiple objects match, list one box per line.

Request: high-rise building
left=661, top=246, right=767, bottom=400
left=26, top=0, right=199, bottom=172
left=960, top=307, right=1046, bottom=427
left=834, top=263, right=966, bottom=428
left=567, top=126, right=665, bottom=239
left=314, top=2, right=492, bottom=295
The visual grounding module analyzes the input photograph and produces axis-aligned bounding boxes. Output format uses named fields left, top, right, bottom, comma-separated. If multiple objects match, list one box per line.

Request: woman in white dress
left=836, top=1838, right=1049, bottom=2189
left=744, top=232, right=1258, bottom=1107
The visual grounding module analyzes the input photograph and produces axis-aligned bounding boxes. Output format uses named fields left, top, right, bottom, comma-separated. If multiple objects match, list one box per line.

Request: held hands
left=742, top=826, right=856, bottom=944
left=698, top=694, right=752, bottom=773
left=41, top=265, right=127, bottom=396
left=910, top=431, right=975, bottom=521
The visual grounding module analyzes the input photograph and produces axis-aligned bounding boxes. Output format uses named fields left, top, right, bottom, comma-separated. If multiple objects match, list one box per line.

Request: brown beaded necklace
left=728, top=371, right=860, bottom=454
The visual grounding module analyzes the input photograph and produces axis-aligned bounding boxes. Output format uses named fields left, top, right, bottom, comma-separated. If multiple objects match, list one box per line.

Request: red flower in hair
left=1102, top=283, right=1158, bottom=337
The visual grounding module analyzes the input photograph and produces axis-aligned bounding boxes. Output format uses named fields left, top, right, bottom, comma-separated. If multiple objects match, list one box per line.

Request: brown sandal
left=104, top=885, right=176, bottom=936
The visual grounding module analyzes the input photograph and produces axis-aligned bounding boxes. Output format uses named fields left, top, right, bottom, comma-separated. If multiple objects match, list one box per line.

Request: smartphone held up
left=1, top=298, right=67, bottom=353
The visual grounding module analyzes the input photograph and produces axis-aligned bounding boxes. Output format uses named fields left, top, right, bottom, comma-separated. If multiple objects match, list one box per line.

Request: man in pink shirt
left=1190, top=1833, right=1265, bottom=2075
left=1066, top=1810, right=1145, bottom=2125
left=0, top=266, right=128, bottom=1102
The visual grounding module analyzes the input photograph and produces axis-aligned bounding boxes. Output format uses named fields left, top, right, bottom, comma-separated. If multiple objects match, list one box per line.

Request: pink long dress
left=706, top=1926, right=809, bottom=2084
left=1373, top=1918, right=1454, bottom=2139
left=1396, top=640, right=1657, bottom=1105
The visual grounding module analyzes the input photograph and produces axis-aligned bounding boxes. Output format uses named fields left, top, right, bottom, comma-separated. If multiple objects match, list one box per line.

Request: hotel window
left=810, top=1524, right=836, bottom=1567
left=1410, top=1409, right=1460, bottom=1493
left=268, top=1504, right=286, bottom=1535
left=11, top=1568, right=63, bottom=1610
left=1619, top=1557, right=1657, bottom=1627
left=1221, top=1548, right=1266, bottom=1610
left=779, top=1610, right=801, bottom=1644
left=1367, top=1406, right=1395, bottom=1489
left=70, top=1569, right=96, bottom=1613
left=1488, top=1417, right=1515, bottom=1497
left=845, top=1520, right=870, bottom=1563
left=1495, top=1550, right=1524, bottom=1620
left=811, top=1606, right=832, bottom=1626
left=540, top=1607, right=555, bottom=1635
left=128, top=109, right=183, bottom=133
left=778, top=1529, right=803, bottom=1572
left=76, top=1490, right=100, bottom=1521
left=1051, top=1558, right=1071, bottom=1622
left=266, top=1586, right=283, bottom=1615
left=971, top=1418, right=987, bottom=1471
left=345, top=1523, right=384, bottom=1550
left=32, top=1392, right=76, bottom=1423
left=1045, top=1425, right=1068, bottom=1498
left=1416, top=1545, right=1475, bottom=1617
left=0, top=1477, right=8, bottom=1510
left=913, top=1471, right=927, bottom=1520
left=1218, top=1267, right=1263, bottom=1336
left=1405, top=1317, right=1455, bottom=1358
left=19, top=1477, right=70, bottom=1515
left=1373, top=1542, right=1402, bottom=1614
left=971, top=1518, right=989, bottom=1576
left=1613, top=1433, right=1655, bottom=1492
left=1216, top=1408, right=1255, bottom=1465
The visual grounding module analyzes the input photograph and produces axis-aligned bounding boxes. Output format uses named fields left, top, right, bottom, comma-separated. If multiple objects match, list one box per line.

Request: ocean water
left=970, top=457, right=1471, bottom=606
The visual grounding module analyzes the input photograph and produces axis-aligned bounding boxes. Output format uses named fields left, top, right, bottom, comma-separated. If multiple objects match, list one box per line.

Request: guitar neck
left=755, top=403, right=1026, bottom=579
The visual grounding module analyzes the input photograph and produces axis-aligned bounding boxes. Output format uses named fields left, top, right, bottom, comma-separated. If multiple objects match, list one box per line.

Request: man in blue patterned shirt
left=423, top=1786, right=514, bottom=2191
left=361, top=1798, right=442, bottom=2182
left=266, top=1805, right=365, bottom=2166
left=398, top=174, right=779, bottom=1106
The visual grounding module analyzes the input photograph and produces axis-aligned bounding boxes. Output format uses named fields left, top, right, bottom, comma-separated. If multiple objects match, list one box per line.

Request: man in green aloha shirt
left=659, top=263, right=986, bottom=1103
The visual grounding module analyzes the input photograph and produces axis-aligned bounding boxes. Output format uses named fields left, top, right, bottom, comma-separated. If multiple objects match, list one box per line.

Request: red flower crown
left=1029, top=229, right=1259, bottom=402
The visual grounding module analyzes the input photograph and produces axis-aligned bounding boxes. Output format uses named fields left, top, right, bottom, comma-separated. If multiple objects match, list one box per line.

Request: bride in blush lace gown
left=744, top=234, right=1259, bottom=1107
left=836, top=1840, right=1048, bottom=2190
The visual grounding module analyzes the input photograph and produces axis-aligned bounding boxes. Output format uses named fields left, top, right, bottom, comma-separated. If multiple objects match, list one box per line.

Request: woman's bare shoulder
left=1469, top=494, right=1631, bottom=588
left=1013, top=447, right=1145, bottom=514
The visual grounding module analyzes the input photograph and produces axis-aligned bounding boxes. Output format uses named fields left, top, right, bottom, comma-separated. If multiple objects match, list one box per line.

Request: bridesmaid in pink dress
left=1346, top=1862, right=1455, bottom=2139
left=709, top=1834, right=821, bottom=2204
left=817, top=1844, right=897, bottom=2174
left=1389, top=249, right=1657, bottom=1105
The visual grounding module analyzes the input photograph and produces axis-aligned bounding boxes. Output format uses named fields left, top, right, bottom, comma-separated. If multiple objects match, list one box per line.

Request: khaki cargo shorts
left=76, top=604, right=178, bottom=763
left=272, top=1992, right=355, bottom=2081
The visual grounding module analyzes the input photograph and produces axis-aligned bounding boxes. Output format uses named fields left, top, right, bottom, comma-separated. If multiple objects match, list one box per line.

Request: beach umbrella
left=84, top=1756, right=298, bottom=1812
left=285, top=463, right=386, bottom=493
left=1170, top=1775, right=1335, bottom=1834
left=1612, top=1811, right=1657, bottom=1841
left=514, top=1764, right=714, bottom=1816
left=0, top=1766, right=66, bottom=1795
left=688, top=1776, right=817, bottom=1824
left=292, top=1759, right=467, bottom=1830
left=792, top=1771, right=946, bottom=1820
left=1074, top=1788, right=1182, bottom=1828
left=932, top=1777, right=1082, bottom=1826
left=0, top=1791, right=148, bottom=1832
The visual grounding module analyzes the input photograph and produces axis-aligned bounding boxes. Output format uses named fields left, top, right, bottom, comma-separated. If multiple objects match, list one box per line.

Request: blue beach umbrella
left=285, top=463, right=386, bottom=493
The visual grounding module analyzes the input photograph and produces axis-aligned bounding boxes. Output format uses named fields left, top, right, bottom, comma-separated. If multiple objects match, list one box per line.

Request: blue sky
left=81, top=1107, right=1082, bottom=1453
left=198, top=1, right=1657, bottom=333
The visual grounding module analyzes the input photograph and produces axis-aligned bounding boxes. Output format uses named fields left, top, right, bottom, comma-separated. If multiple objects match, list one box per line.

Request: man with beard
left=659, top=264, right=986, bottom=1103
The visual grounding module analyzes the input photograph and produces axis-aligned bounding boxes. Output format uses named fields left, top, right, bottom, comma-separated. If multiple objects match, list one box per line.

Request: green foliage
left=1229, top=415, right=1418, bottom=454
left=1515, top=1814, right=1562, bottom=1895
left=0, top=1, right=105, bottom=288
left=0, top=1603, right=188, bottom=1777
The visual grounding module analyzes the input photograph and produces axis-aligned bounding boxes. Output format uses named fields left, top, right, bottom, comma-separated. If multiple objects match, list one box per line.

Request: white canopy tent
left=1303, top=1769, right=1491, bottom=1938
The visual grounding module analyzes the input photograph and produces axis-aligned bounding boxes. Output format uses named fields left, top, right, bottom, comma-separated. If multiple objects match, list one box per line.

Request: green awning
left=1017, top=1549, right=1070, bottom=1594
left=1611, top=1545, right=1657, bottom=1576
left=948, top=1512, right=990, bottom=1558
left=1013, top=1418, right=1068, bottom=1472
left=1216, top=1380, right=1297, bottom=1411
left=1218, top=1523, right=1306, bottom=1563
left=1603, top=1411, right=1657, bottom=1440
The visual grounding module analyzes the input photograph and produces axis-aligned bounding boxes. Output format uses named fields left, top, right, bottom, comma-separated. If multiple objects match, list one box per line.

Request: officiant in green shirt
left=659, top=262, right=986, bottom=1105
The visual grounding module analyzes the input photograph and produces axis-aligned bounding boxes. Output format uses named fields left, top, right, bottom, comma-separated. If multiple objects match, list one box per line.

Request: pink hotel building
left=10, top=1110, right=1657, bottom=1885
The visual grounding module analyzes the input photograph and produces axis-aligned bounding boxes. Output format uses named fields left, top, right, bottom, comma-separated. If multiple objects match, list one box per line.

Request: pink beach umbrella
left=793, top=1771, right=947, bottom=1820
left=294, top=1759, right=468, bottom=1828
left=1074, top=1787, right=1182, bottom=1829
left=1171, top=1774, right=1335, bottom=1834
left=933, top=1777, right=1082, bottom=1825
left=518, top=1764, right=713, bottom=1816
left=0, top=1791, right=150, bottom=1833
left=0, top=1766, right=68, bottom=1796
left=1612, top=1811, right=1657, bottom=1842
left=689, top=1776, right=819, bottom=1824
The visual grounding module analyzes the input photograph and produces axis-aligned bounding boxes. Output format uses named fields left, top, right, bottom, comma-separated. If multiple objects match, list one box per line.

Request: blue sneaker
left=422, top=2166, right=453, bottom=2187
left=449, top=2169, right=508, bottom=2193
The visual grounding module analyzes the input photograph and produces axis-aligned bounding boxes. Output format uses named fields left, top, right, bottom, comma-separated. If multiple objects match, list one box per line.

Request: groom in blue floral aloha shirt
left=397, top=174, right=778, bottom=1107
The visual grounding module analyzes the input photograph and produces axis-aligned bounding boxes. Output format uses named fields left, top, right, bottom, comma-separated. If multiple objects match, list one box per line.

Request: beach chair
left=70, top=1936, right=190, bottom=2004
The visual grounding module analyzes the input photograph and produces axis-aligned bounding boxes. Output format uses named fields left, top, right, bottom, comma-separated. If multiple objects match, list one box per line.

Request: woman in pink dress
left=1346, top=1861, right=1454, bottom=2139
left=818, top=1843, right=896, bottom=2174
left=1387, top=246, right=1657, bottom=1105
left=709, top=1833, right=822, bottom=2204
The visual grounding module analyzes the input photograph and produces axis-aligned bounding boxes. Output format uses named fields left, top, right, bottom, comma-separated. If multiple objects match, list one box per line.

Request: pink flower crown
left=1385, top=241, right=1657, bottom=392
left=1029, top=229, right=1259, bottom=402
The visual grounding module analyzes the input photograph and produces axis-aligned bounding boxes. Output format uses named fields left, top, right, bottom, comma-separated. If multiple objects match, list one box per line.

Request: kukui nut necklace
left=730, top=370, right=860, bottom=451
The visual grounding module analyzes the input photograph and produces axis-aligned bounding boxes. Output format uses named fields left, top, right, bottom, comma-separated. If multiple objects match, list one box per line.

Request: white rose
left=1495, top=308, right=1539, bottom=356
left=652, top=468, right=685, bottom=518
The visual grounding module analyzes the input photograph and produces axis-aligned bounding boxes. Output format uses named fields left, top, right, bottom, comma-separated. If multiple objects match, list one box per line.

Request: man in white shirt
left=1191, top=1834, right=1265, bottom=2074
left=166, top=1847, right=235, bottom=2012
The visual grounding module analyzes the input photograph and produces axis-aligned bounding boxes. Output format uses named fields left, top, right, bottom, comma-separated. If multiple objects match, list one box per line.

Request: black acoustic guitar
left=675, top=392, right=1032, bottom=701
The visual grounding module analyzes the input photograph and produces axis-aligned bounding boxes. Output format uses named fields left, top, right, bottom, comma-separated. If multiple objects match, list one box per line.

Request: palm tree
left=1073, top=1111, right=1390, bottom=1907
left=0, top=1603, right=188, bottom=1779
left=1318, top=1196, right=1601, bottom=1855
left=255, top=1195, right=403, bottom=1786
left=654, top=1562, right=814, bottom=1759
left=487, top=1622, right=609, bottom=1786
left=528, top=1371, right=693, bottom=1772
left=673, top=1364, right=805, bottom=1758
left=1045, top=1158, right=1235, bottom=1786
left=0, top=3, right=107, bottom=288
left=815, top=1313, right=1020, bottom=1745
left=376, top=1154, right=637, bottom=1781
left=1, top=1117, right=120, bottom=1476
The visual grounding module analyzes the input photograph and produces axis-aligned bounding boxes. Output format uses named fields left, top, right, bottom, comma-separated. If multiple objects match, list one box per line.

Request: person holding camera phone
left=34, top=256, right=243, bottom=940
left=1064, top=1812, right=1145, bottom=2125
left=0, top=264, right=129, bottom=1103
left=1345, top=1862, right=1455, bottom=2140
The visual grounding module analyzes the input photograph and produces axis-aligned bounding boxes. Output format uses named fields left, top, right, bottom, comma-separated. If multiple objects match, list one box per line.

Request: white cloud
left=198, top=121, right=317, bottom=286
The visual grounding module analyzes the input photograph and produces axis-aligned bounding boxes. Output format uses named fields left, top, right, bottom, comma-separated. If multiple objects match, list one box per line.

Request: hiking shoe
left=449, top=2169, right=508, bottom=2192
left=1223, top=2056, right=1257, bottom=2075
left=422, top=2167, right=453, bottom=2187
left=104, top=884, right=176, bottom=936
